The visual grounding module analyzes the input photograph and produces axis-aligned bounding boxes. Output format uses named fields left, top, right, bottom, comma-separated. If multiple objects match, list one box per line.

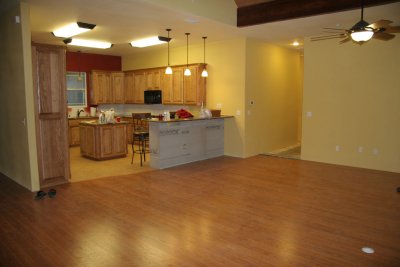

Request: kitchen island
left=79, top=121, right=128, bottom=160
left=148, top=116, right=233, bottom=169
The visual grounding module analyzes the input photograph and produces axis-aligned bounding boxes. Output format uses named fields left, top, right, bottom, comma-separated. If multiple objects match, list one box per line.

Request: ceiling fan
left=311, top=0, right=400, bottom=44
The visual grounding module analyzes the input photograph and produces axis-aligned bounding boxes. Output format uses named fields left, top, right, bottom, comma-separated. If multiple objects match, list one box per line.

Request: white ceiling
left=26, top=0, right=400, bottom=56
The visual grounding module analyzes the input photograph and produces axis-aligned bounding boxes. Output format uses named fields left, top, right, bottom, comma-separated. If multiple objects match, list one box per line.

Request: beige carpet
left=69, top=146, right=153, bottom=182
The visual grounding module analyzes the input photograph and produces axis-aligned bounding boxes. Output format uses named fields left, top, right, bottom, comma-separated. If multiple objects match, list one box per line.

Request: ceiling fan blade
left=373, top=32, right=395, bottom=41
left=339, top=37, right=351, bottom=44
left=385, top=26, right=400, bottom=33
left=323, top=27, right=347, bottom=31
left=311, top=35, right=346, bottom=41
left=368, top=19, right=392, bottom=29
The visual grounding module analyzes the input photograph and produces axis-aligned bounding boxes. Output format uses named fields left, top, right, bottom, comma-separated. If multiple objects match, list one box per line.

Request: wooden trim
left=237, top=0, right=399, bottom=27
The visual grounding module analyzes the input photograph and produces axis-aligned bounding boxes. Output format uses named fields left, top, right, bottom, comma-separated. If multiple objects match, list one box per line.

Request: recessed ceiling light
left=130, top=36, right=171, bottom=48
left=292, top=41, right=300, bottom=46
left=52, top=22, right=96, bottom=38
left=63, top=38, right=112, bottom=49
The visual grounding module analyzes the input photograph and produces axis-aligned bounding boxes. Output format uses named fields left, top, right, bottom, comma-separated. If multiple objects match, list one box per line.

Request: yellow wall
left=123, top=38, right=247, bottom=157
left=244, top=39, right=303, bottom=157
left=302, top=37, right=400, bottom=173
left=0, top=1, right=39, bottom=191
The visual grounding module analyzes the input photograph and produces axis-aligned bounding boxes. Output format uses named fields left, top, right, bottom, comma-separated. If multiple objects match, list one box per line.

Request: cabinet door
left=112, top=72, right=125, bottom=103
left=70, top=126, right=80, bottom=146
left=134, top=72, right=145, bottom=103
left=99, top=126, right=113, bottom=158
left=183, top=66, right=198, bottom=105
left=32, top=44, right=70, bottom=188
left=124, top=72, right=135, bottom=103
left=90, top=72, right=102, bottom=104
left=146, top=70, right=161, bottom=89
left=101, top=72, right=113, bottom=103
left=161, top=72, right=173, bottom=104
left=172, top=68, right=184, bottom=104
left=80, top=125, right=96, bottom=157
left=113, top=125, right=127, bottom=154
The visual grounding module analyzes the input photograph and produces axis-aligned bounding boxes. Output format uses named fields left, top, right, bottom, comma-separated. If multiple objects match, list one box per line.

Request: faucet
left=77, top=109, right=85, bottom=118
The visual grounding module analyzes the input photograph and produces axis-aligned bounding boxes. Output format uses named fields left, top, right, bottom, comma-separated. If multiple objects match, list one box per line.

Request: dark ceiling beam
left=237, top=0, right=400, bottom=27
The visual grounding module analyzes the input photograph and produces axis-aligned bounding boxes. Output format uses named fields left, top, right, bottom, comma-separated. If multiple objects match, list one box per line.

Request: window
left=66, top=72, right=87, bottom=107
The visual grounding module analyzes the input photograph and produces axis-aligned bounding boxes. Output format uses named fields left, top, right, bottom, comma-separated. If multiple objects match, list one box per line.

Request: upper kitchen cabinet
left=124, top=71, right=135, bottom=103
left=133, top=71, right=146, bottom=103
left=90, top=70, right=124, bottom=105
left=161, top=68, right=183, bottom=105
left=161, top=64, right=206, bottom=105
left=90, top=70, right=111, bottom=104
left=146, top=69, right=161, bottom=89
left=112, top=72, right=125, bottom=103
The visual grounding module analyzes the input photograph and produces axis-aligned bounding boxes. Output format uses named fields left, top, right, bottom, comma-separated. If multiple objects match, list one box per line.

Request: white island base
left=149, top=117, right=230, bottom=169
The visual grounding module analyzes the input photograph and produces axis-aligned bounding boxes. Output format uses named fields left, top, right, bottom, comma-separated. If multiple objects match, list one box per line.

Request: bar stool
left=131, top=113, right=150, bottom=166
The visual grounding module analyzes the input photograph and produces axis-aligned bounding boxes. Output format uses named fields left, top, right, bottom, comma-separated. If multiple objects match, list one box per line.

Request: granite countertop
left=79, top=121, right=129, bottom=126
left=146, top=115, right=233, bottom=123
left=68, top=116, right=98, bottom=120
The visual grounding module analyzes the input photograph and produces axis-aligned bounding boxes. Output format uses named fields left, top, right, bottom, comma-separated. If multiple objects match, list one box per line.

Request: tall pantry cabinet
left=31, top=43, right=70, bottom=188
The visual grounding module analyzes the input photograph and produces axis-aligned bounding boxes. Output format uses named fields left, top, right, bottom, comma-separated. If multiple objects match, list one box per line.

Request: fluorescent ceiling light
left=63, top=38, right=113, bottom=49
left=130, top=36, right=171, bottom=48
left=52, top=22, right=96, bottom=38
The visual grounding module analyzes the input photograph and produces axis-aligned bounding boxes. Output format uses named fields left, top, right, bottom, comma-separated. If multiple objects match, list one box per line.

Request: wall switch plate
left=335, top=145, right=340, bottom=152
left=15, top=16, right=20, bottom=23
left=306, top=111, right=313, bottom=118
left=247, top=110, right=251, bottom=115
left=216, top=103, right=222, bottom=109
left=236, top=110, right=241, bottom=116
left=358, top=146, right=364, bottom=153
left=373, top=148, right=379, bottom=155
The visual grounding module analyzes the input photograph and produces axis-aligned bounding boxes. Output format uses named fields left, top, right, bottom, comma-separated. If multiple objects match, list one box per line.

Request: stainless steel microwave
left=144, top=90, right=162, bottom=104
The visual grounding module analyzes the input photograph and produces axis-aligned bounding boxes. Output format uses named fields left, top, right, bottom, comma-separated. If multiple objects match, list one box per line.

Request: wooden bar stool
left=131, top=113, right=150, bottom=166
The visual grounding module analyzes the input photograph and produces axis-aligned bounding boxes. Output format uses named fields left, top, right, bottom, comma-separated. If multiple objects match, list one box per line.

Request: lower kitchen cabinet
left=80, top=122, right=128, bottom=160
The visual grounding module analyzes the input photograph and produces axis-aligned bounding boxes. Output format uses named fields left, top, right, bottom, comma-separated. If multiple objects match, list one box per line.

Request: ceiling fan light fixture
left=130, top=36, right=171, bottom=48
left=351, top=29, right=374, bottom=42
left=52, top=22, right=96, bottom=38
left=63, top=38, right=113, bottom=49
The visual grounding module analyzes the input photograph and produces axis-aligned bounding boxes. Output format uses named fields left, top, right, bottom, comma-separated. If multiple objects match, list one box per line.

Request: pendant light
left=165, top=29, right=173, bottom=74
left=201, top=36, right=208, bottom=77
left=184, top=33, right=191, bottom=76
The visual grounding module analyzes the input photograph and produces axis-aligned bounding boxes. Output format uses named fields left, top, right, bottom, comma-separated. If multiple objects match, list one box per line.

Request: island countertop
left=147, top=115, right=233, bottom=123
left=79, top=121, right=129, bottom=126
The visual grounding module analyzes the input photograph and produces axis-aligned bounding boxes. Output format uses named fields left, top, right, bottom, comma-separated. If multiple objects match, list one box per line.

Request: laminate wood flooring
left=1, top=155, right=399, bottom=266
left=70, top=146, right=152, bottom=182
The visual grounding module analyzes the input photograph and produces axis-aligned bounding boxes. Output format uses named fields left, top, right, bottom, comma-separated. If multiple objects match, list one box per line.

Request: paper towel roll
left=90, top=107, right=96, bottom=117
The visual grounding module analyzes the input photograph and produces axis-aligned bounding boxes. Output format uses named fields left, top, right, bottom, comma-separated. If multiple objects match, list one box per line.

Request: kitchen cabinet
left=90, top=70, right=124, bottom=104
left=160, top=64, right=205, bottom=105
left=124, top=71, right=135, bottom=103
left=80, top=122, right=128, bottom=160
left=146, top=70, right=161, bottom=89
left=112, top=72, right=125, bottom=103
left=32, top=43, right=70, bottom=188
left=133, top=71, right=146, bottom=103
left=68, top=117, right=96, bottom=146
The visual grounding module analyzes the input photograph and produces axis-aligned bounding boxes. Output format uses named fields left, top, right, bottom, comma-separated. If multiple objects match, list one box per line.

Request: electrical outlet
left=15, top=16, right=20, bottom=24
left=358, top=146, right=364, bottom=153
left=335, top=145, right=340, bottom=152
left=236, top=110, right=241, bottom=116
left=216, top=103, right=222, bottom=109
left=373, top=148, right=379, bottom=155
left=306, top=111, right=313, bottom=118
left=247, top=110, right=251, bottom=115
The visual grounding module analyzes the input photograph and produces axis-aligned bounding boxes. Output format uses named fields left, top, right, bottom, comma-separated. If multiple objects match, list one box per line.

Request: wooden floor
left=1, top=156, right=399, bottom=266
left=70, top=146, right=152, bottom=182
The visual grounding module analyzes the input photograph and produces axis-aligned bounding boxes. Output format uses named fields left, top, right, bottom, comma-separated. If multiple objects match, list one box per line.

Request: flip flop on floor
left=34, top=190, right=47, bottom=200
left=48, top=189, right=57, bottom=198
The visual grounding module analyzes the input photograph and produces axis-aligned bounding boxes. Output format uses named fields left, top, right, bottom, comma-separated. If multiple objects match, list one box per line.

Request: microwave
left=144, top=90, right=162, bottom=104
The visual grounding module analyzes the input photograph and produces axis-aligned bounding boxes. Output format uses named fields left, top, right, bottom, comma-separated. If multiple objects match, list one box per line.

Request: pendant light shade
left=201, top=36, right=208, bottom=77
left=165, top=29, right=173, bottom=75
left=184, top=33, right=191, bottom=76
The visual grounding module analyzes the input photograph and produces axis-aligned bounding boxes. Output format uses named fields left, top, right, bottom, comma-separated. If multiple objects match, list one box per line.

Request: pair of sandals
left=35, top=189, right=56, bottom=200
